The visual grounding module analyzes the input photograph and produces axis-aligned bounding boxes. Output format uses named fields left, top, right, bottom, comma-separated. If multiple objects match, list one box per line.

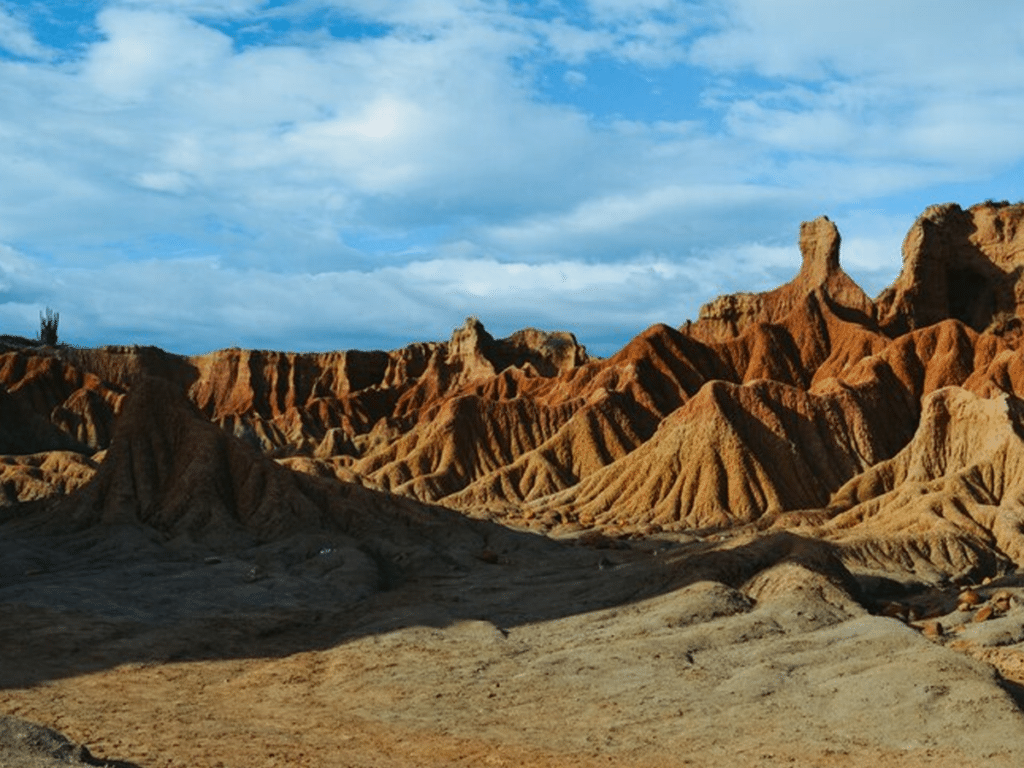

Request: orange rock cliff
left=4, top=200, right=1024, bottom=583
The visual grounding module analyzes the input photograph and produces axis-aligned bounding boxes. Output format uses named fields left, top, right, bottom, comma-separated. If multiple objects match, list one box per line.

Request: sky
left=1, top=1, right=1022, bottom=356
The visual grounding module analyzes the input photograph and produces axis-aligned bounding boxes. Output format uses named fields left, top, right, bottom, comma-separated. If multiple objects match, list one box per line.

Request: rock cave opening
left=946, top=267, right=994, bottom=330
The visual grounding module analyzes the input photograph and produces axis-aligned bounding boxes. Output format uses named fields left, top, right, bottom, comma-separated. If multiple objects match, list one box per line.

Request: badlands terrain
left=5, top=201, right=1024, bottom=765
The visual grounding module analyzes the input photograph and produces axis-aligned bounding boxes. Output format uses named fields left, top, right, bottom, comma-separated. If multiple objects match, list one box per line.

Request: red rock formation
left=529, top=372, right=914, bottom=531
left=686, top=216, right=875, bottom=342
left=52, top=375, right=330, bottom=540
left=821, top=387, right=1024, bottom=577
left=876, top=201, right=1024, bottom=334
left=3, top=201, right=1024, bottom=583
left=0, top=451, right=99, bottom=505
left=34, top=376, right=486, bottom=555
left=445, top=388, right=659, bottom=512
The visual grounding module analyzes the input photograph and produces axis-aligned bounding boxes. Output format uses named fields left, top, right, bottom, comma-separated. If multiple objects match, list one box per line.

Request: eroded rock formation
left=4, top=201, right=1024, bottom=584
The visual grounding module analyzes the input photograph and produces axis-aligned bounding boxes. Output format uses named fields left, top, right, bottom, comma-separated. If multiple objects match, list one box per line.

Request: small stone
left=974, top=605, right=994, bottom=623
left=921, top=620, right=943, bottom=638
left=475, top=549, right=499, bottom=564
left=959, top=588, right=982, bottom=607
left=993, top=590, right=1014, bottom=612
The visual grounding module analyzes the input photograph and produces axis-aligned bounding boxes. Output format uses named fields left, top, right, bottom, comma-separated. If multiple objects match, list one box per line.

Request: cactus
left=39, top=307, right=59, bottom=346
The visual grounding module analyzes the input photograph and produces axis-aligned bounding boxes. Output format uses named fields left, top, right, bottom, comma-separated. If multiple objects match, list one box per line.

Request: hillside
left=5, top=200, right=1024, bottom=767
left=4, top=201, right=1024, bottom=581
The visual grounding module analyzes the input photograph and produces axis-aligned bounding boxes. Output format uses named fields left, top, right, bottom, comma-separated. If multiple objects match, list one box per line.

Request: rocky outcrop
left=34, top=376, right=489, bottom=556
left=50, top=376, right=331, bottom=541
left=0, top=352, right=123, bottom=454
left=876, top=201, right=1024, bottom=334
left=445, top=388, right=659, bottom=512
left=818, top=387, right=1024, bottom=576
left=5, top=201, right=1024, bottom=583
left=687, top=216, right=875, bottom=342
left=389, top=318, right=590, bottom=419
left=0, top=451, right=99, bottom=505
left=529, top=373, right=915, bottom=531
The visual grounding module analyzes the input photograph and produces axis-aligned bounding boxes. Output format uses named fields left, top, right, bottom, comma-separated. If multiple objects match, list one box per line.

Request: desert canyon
left=5, top=200, right=1024, bottom=766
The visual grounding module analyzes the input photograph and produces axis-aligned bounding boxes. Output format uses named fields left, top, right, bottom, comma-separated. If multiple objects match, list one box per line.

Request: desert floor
left=4, top=523, right=1024, bottom=768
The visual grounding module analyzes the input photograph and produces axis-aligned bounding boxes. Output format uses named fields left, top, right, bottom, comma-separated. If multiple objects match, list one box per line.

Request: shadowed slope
left=819, top=387, right=1024, bottom=578
left=42, top=376, right=330, bottom=541
left=13, top=376, right=493, bottom=567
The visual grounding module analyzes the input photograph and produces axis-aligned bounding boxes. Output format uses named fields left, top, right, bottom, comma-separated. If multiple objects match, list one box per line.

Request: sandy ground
left=3, top=524, right=1024, bottom=767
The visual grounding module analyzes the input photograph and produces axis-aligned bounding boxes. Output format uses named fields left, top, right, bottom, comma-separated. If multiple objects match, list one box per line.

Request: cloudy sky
left=1, top=0, right=1022, bottom=355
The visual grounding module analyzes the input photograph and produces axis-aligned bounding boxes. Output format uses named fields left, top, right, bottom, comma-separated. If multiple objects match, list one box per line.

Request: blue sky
left=1, top=0, right=1022, bottom=355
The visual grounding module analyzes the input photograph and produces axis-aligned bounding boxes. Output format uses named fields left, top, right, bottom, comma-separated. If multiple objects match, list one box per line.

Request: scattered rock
left=993, top=590, right=1015, bottom=612
left=959, top=589, right=982, bottom=608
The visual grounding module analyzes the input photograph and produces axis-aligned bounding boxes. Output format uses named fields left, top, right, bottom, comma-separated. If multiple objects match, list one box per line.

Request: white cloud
left=691, top=0, right=1024, bottom=173
left=309, top=0, right=487, bottom=28
left=0, top=5, right=51, bottom=59
left=1, top=1, right=1022, bottom=358
left=0, top=243, right=733, bottom=355
left=563, top=69, right=587, bottom=88
left=478, top=180, right=809, bottom=263
left=689, top=1, right=974, bottom=80
left=0, top=5, right=603, bottom=264
left=134, top=170, right=194, bottom=194
left=586, top=0, right=681, bottom=20
left=83, top=8, right=233, bottom=101
left=548, top=3, right=693, bottom=66
left=112, top=0, right=268, bottom=17
left=540, top=19, right=613, bottom=64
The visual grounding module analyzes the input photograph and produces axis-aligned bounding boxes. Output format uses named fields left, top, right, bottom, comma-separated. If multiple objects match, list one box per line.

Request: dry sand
left=3, top=524, right=1024, bottom=767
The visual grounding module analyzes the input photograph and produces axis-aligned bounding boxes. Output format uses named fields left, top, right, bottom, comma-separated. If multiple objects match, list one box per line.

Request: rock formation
left=820, top=387, right=1024, bottom=575
left=10, top=200, right=1024, bottom=768
left=3, top=201, right=1024, bottom=585
left=877, top=202, right=1024, bottom=334
left=687, top=216, right=875, bottom=342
